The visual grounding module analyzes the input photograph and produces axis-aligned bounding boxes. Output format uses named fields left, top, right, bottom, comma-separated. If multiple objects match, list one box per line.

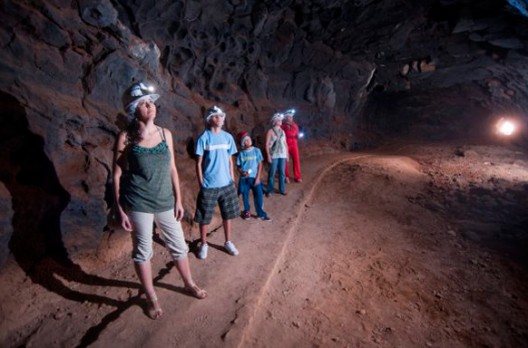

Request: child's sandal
left=146, top=293, right=163, bottom=320
left=184, top=284, right=208, bottom=299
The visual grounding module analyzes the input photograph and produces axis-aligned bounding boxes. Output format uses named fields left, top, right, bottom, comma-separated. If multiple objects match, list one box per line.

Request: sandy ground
left=0, top=142, right=527, bottom=347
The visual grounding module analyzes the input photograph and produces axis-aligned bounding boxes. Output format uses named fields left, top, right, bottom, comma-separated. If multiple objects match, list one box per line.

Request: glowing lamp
left=496, top=118, right=516, bottom=136
left=298, top=131, right=305, bottom=139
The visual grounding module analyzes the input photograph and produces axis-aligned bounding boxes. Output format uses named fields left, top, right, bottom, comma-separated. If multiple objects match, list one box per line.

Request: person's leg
left=223, top=219, right=232, bottom=242
left=278, top=158, right=286, bottom=194
left=172, top=256, right=193, bottom=286
left=267, top=158, right=278, bottom=194
left=156, top=210, right=207, bottom=296
left=134, top=261, right=162, bottom=318
left=218, top=183, right=240, bottom=241
left=253, top=183, right=267, bottom=217
left=291, top=143, right=301, bottom=181
left=199, top=223, right=208, bottom=243
left=134, top=261, right=155, bottom=298
left=194, top=187, right=217, bottom=245
left=174, top=257, right=207, bottom=298
left=240, top=178, right=251, bottom=212
left=217, top=183, right=241, bottom=255
left=285, top=154, right=290, bottom=182
left=154, top=210, right=194, bottom=287
left=196, top=223, right=209, bottom=259
left=129, top=211, right=155, bottom=293
left=286, top=142, right=296, bottom=181
left=128, top=211, right=162, bottom=319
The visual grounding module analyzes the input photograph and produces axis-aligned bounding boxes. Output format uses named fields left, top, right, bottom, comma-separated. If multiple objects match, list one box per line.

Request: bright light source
left=139, top=82, right=155, bottom=92
left=499, top=121, right=515, bottom=135
left=496, top=118, right=516, bottom=136
left=298, top=131, right=305, bottom=139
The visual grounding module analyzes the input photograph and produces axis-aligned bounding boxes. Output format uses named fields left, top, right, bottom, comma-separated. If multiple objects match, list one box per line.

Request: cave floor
left=1, top=143, right=527, bottom=347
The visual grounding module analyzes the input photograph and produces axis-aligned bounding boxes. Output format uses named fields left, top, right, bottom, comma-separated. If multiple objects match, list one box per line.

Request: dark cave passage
left=0, top=91, right=71, bottom=269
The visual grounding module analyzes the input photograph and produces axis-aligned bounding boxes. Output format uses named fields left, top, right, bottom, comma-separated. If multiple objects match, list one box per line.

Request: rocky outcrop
left=0, top=0, right=527, bottom=268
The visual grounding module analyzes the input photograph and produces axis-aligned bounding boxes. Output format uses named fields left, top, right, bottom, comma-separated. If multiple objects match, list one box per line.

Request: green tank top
left=120, top=131, right=174, bottom=213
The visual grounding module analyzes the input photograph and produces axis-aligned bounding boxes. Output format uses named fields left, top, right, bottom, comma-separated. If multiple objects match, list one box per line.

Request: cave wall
left=1, top=0, right=528, bottom=267
left=352, top=0, right=528, bottom=140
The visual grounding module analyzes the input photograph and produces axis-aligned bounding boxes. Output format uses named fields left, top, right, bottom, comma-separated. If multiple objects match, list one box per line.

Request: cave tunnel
left=1, top=0, right=528, bottom=347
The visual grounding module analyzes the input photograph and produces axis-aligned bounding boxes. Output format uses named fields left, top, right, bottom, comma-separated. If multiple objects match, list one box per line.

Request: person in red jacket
left=281, top=109, right=302, bottom=183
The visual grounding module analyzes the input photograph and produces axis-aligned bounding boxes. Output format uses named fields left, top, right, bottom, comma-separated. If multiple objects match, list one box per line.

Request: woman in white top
left=265, top=113, right=288, bottom=196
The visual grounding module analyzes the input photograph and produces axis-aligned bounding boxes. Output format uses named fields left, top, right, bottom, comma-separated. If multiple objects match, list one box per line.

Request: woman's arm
left=265, top=129, right=273, bottom=163
left=113, top=131, right=133, bottom=231
left=165, top=129, right=184, bottom=221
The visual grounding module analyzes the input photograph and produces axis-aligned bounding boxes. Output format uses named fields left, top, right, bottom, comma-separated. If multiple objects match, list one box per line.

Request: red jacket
left=281, top=122, right=299, bottom=146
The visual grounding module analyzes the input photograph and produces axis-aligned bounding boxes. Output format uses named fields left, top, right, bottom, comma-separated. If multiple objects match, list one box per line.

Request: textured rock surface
left=0, top=182, right=13, bottom=267
left=0, top=0, right=527, bottom=267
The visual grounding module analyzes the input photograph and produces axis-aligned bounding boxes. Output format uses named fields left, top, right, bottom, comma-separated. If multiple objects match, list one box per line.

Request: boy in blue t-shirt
left=236, top=131, right=271, bottom=221
left=194, top=106, right=240, bottom=259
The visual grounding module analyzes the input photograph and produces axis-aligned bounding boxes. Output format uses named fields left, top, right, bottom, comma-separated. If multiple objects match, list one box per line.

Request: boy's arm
left=255, top=161, right=263, bottom=185
left=195, top=155, right=204, bottom=188
left=229, top=155, right=236, bottom=182
left=236, top=155, right=248, bottom=177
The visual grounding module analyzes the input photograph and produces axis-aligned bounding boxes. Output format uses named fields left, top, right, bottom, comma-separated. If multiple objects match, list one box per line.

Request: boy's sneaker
left=241, top=211, right=251, bottom=220
left=224, top=241, right=239, bottom=256
left=260, top=216, right=272, bottom=221
left=198, top=243, right=208, bottom=260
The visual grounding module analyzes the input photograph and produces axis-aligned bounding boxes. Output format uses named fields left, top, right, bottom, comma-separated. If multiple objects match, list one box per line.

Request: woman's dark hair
left=126, top=115, right=142, bottom=144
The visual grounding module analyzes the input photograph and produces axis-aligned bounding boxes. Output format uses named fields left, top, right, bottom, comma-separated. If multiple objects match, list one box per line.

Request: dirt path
left=1, top=144, right=527, bottom=347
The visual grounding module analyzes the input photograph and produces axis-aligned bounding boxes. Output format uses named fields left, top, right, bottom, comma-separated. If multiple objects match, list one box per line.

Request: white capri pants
left=128, top=209, right=189, bottom=263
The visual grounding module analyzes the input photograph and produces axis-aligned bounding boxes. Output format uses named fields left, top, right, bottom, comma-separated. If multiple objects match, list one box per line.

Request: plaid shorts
left=194, top=182, right=240, bottom=224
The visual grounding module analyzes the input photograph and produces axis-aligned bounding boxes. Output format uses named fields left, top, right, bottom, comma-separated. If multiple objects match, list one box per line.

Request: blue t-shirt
left=236, top=147, right=263, bottom=178
left=195, top=129, right=237, bottom=188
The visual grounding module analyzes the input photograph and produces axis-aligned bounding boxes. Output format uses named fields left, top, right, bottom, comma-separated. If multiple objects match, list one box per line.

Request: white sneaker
left=198, top=243, right=208, bottom=259
left=224, top=241, right=239, bottom=256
